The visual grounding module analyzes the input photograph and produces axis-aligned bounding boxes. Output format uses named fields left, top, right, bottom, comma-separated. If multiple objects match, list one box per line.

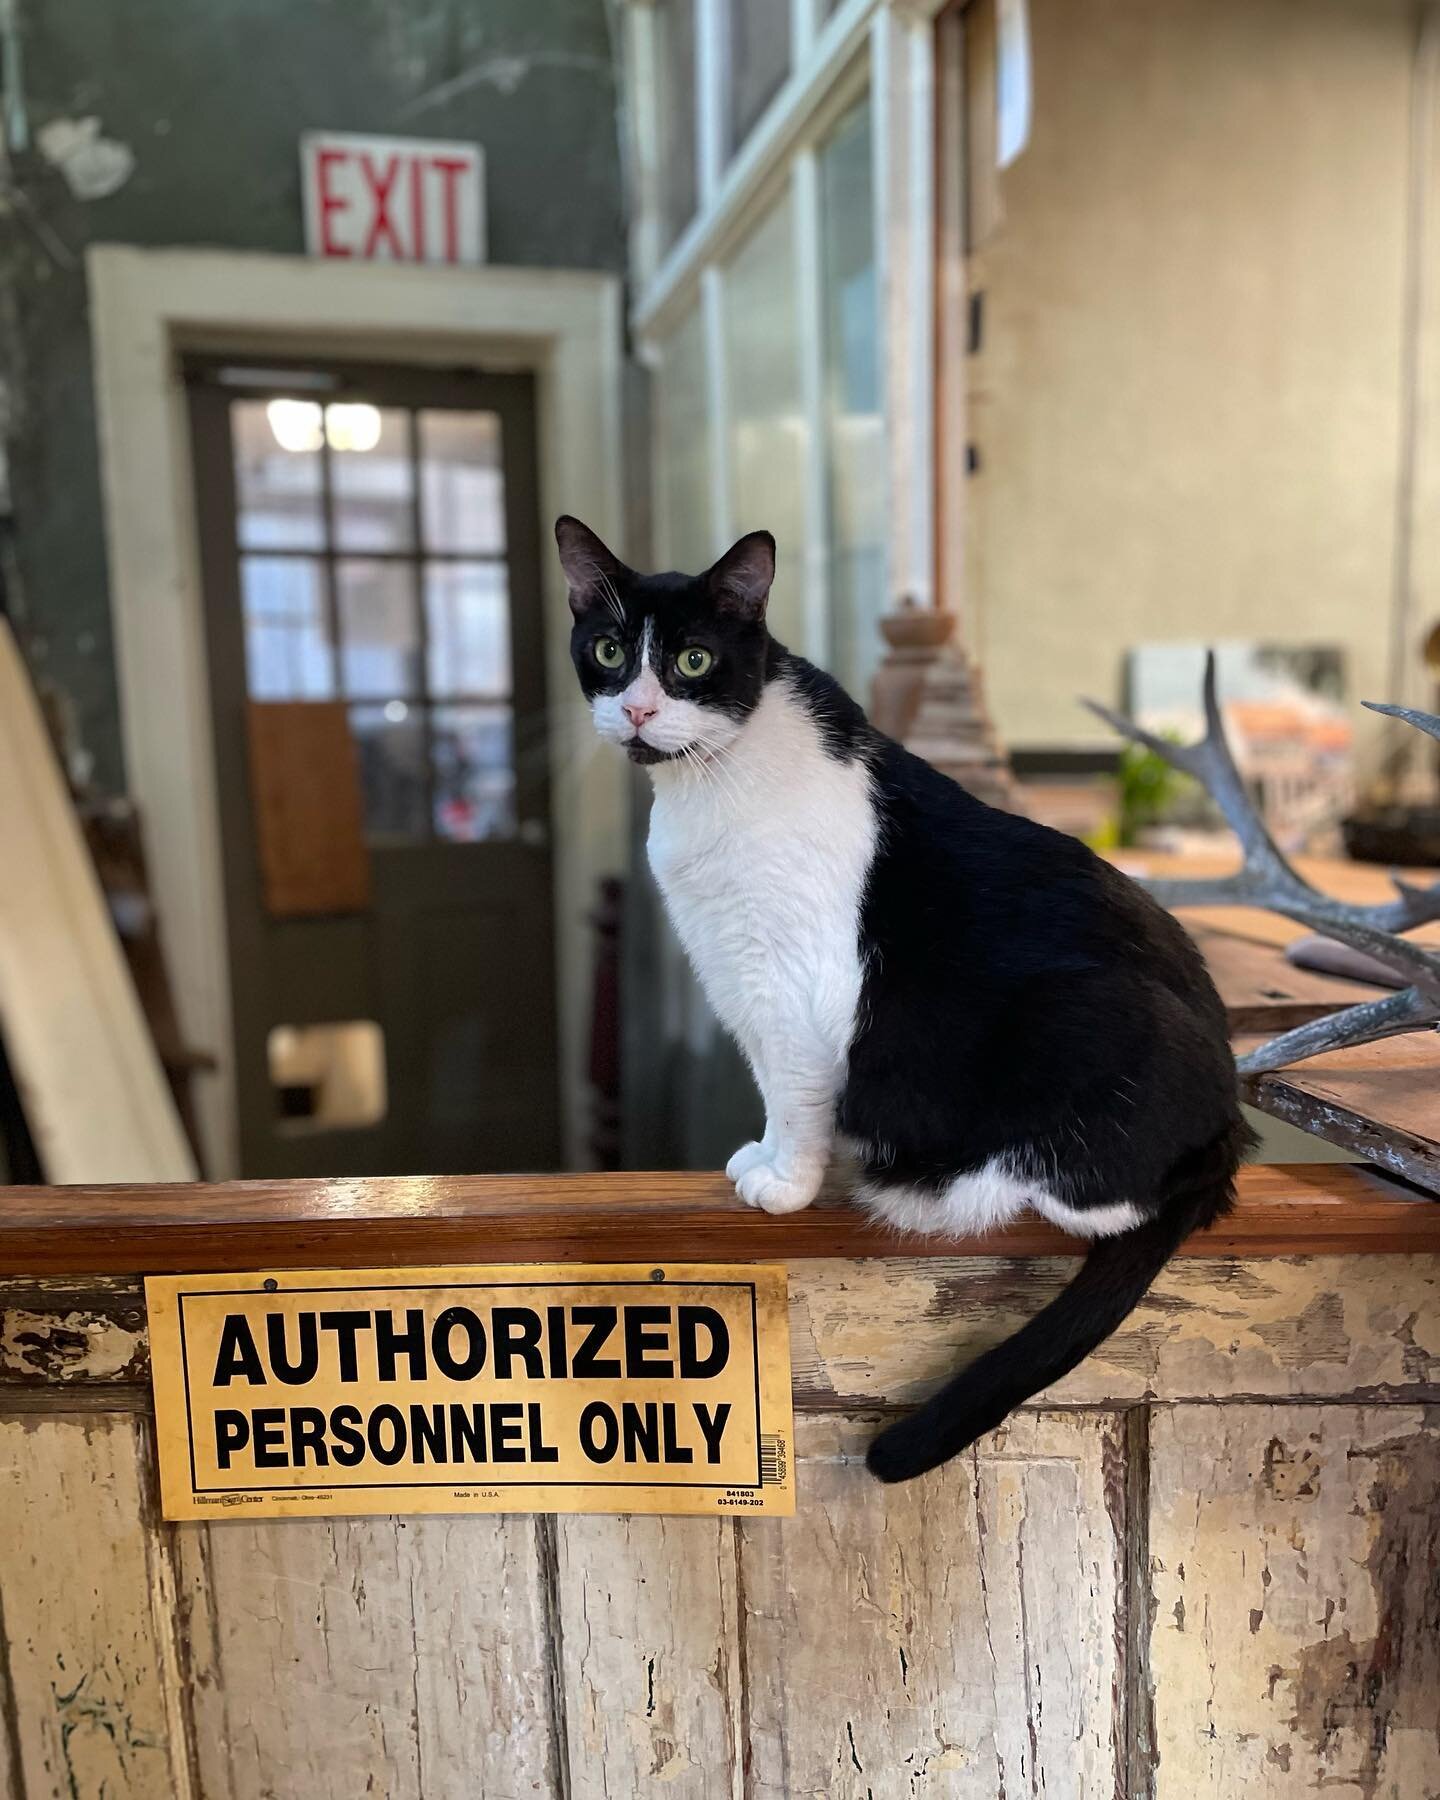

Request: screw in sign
left=301, top=132, right=486, bottom=266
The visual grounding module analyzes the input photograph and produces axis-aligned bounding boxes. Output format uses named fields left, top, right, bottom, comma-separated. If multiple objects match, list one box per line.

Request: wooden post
left=869, top=599, right=1017, bottom=809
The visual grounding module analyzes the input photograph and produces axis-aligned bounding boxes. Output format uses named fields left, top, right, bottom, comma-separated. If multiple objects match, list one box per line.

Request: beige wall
left=966, top=0, right=1418, bottom=756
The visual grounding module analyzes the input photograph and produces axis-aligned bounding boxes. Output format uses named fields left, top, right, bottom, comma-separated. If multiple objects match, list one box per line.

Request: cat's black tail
left=865, top=1132, right=1245, bottom=1484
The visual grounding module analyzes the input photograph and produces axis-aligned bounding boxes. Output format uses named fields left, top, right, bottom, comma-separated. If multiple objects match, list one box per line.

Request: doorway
left=186, top=359, right=561, bottom=1177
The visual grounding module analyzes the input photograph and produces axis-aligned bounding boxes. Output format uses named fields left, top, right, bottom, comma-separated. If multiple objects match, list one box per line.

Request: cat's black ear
left=555, top=516, right=629, bottom=619
left=706, top=531, right=775, bottom=622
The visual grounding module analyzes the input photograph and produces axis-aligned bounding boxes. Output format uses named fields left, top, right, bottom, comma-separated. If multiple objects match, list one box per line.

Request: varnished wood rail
left=0, top=1162, right=1436, bottom=1275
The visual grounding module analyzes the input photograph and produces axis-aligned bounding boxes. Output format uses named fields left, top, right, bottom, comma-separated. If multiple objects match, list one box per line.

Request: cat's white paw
left=726, top=1140, right=772, bottom=1183
left=737, top=1162, right=821, bottom=1215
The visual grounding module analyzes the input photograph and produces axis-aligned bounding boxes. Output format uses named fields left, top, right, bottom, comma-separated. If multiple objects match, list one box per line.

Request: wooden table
left=1120, top=850, right=1440, bottom=1191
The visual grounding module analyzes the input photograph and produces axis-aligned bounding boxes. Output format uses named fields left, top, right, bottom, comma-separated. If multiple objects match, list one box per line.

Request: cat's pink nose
left=623, top=699, right=658, bottom=729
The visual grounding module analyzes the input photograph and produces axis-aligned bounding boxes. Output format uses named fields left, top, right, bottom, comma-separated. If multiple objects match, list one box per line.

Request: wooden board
left=244, top=702, right=370, bottom=918
left=1193, top=926, right=1389, bottom=1030
left=176, top=1515, right=553, bottom=1799
left=0, top=1163, right=1436, bottom=1276
left=783, top=1251, right=1440, bottom=1412
left=1239, top=1032, right=1440, bottom=1191
left=0, top=1413, right=189, bottom=1799
left=740, top=1411, right=1126, bottom=1797
left=6, top=1249, right=1439, bottom=1410
left=0, top=620, right=195, bottom=1183
left=552, top=1515, right=741, bottom=1794
left=1148, top=1403, right=1440, bottom=1797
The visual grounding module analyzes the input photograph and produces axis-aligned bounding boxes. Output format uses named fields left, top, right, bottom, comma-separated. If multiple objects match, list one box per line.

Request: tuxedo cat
left=557, top=516, right=1251, bottom=1482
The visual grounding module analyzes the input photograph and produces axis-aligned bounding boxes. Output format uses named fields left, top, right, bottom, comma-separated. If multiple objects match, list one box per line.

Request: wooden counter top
left=0, top=1162, right=1436, bottom=1275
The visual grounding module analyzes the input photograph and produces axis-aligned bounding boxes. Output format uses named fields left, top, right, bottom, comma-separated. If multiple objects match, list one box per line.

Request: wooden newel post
left=869, top=599, right=1016, bottom=810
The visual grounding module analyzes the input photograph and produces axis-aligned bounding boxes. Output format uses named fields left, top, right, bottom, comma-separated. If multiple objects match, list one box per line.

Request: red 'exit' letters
left=301, top=132, right=484, bottom=266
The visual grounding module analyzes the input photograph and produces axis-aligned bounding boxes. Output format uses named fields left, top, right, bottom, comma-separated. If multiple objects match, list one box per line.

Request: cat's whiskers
left=675, top=740, right=738, bottom=813
left=683, top=733, right=755, bottom=816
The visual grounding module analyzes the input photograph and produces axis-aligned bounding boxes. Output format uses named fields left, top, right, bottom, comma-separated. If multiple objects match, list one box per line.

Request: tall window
left=820, top=97, right=884, bottom=695
left=636, top=6, right=892, bottom=693
left=656, top=0, right=699, bottom=250
left=723, top=191, right=808, bottom=649
left=232, top=394, right=516, bottom=843
left=725, top=0, right=792, bottom=156
left=653, top=304, right=713, bottom=572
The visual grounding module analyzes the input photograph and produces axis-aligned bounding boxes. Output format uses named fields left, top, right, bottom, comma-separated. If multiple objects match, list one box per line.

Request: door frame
left=89, top=245, right=625, bottom=1176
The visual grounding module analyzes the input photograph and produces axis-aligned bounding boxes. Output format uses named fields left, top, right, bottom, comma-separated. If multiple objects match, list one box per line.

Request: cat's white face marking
left=589, top=617, right=744, bottom=760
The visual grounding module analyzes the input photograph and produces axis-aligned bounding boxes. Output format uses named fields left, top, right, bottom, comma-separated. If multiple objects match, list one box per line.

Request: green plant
left=1115, top=739, right=1185, bottom=846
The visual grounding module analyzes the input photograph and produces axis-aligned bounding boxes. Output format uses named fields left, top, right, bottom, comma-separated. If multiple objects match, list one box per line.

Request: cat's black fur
left=557, top=517, right=1252, bottom=1482
left=774, top=646, right=1251, bottom=1478
left=843, top=708, right=1252, bottom=1478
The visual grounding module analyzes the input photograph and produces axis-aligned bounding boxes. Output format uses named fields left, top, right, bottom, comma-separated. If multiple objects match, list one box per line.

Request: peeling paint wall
left=0, top=0, right=624, bottom=793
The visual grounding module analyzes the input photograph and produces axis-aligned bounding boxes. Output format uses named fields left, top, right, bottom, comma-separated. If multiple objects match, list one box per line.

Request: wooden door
left=187, top=362, right=560, bottom=1177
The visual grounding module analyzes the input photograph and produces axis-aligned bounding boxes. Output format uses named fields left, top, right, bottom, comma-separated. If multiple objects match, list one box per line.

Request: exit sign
left=300, top=132, right=486, bottom=266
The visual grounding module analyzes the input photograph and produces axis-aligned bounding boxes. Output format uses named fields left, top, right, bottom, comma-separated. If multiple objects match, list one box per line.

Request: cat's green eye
left=593, top=637, right=626, bottom=671
left=676, top=646, right=714, bottom=680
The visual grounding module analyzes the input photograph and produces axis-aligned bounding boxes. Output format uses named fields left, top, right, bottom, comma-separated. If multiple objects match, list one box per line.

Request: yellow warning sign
left=145, top=1263, right=794, bottom=1519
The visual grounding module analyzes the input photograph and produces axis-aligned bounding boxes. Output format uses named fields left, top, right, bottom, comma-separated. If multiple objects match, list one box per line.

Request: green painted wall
left=0, top=0, right=624, bottom=793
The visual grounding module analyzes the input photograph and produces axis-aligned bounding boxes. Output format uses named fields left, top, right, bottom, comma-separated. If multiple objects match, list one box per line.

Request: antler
left=1085, top=655, right=1440, bottom=1071
left=1082, top=654, right=1440, bottom=932
left=1362, top=698, right=1440, bottom=743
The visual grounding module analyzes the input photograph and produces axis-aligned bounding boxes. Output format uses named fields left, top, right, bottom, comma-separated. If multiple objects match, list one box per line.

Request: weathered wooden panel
left=10, top=1255, right=1438, bottom=1412
left=0, top=1414, right=189, bottom=1800
left=788, top=1255, right=1440, bottom=1411
left=552, top=1513, right=742, bottom=1796
left=1149, top=1403, right=1440, bottom=1798
left=0, top=1280, right=148, bottom=1386
left=177, top=1514, right=553, bottom=1799
left=741, top=1411, right=1126, bottom=1797
left=0, top=1624, right=20, bottom=1800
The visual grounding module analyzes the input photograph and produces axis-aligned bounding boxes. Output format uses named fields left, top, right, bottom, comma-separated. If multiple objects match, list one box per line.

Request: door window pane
left=350, top=704, right=428, bottom=837
left=432, top=704, right=516, bottom=842
left=241, top=556, right=334, bottom=698
left=654, top=304, right=713, bottom=572
left=419, top=411, right=505, bottom=553
left=234, top=399, right=325, bottom=550
left=268, top=1021, right=387, bottom=1132
left=425, top=562, right=512, bottom=698
left=228, top=383, right=527, bottom=848
left=330, top=406, right=415, bottom=552
left=657, top=0, right=699, bottom=250
left=723, top=191, right=807, bottom=648
left=337, top=559, right=421, bottom=698
left=820, top=97, right=885, bottom=697
left=726, top=0, right=791, bottom=157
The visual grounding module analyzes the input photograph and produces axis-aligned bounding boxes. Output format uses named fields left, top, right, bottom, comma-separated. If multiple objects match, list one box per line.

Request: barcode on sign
left=759, top=1435, right=787, bottom=1486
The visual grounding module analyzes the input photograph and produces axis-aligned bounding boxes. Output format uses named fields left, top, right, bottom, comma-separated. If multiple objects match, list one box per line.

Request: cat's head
left=555, top=516, right=775, bottom=765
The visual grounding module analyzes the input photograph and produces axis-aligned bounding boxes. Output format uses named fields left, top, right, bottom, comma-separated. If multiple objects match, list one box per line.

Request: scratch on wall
left=399, top=50, right=611, bottom=118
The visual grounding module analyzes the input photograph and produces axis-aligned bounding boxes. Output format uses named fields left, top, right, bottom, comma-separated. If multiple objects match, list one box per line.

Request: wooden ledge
left=0, top=1163, right=1436, bottom=1276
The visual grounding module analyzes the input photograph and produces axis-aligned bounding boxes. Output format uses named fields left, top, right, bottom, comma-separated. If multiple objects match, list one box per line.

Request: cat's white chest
left=646, top=682, right=877, bottom=1066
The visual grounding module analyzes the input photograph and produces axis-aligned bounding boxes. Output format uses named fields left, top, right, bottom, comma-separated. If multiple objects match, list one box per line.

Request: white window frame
left=627, top=0, right=947, bottom=670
